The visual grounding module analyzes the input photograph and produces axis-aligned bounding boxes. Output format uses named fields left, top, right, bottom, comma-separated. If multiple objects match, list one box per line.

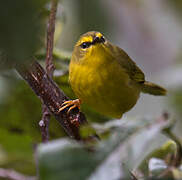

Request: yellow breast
left=69, top=44, right=140, bottom=118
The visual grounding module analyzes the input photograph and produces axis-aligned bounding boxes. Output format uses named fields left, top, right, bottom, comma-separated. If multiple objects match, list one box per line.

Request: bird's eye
left=94, top=36, right=100, bottom=43
left=80, top=42, right=91, bottom=49
left=100, top=36, right=105, bottom=43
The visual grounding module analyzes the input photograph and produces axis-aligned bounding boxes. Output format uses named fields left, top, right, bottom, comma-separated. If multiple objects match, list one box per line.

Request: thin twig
left=46, top=0, right=58, bottom=78
left=0, top=168, right=36, bottom=180
left=40, top=0, right=58, bottom=143
left=39, top=104, right=51, bottom=142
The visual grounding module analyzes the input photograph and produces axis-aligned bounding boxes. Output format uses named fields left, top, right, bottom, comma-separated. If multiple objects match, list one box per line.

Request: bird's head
left=72, top=31, right=107, bottom=62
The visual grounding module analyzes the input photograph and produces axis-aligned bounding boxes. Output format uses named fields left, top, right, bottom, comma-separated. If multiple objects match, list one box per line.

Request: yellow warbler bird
left=59, top=31, right=166, bottom=118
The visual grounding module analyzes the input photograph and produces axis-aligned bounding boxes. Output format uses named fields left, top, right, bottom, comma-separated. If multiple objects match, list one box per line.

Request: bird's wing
left=108, top=42, right=145, bottom=83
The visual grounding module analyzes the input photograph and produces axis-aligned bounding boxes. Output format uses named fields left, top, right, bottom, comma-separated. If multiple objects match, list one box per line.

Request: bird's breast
left=69, top=55, right=140, bottom=118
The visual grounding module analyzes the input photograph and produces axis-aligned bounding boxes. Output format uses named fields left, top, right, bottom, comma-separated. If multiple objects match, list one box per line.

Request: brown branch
left=0, top=168, right=36, bottom=180
left=46, top=0, right=58, bottom=78
left=40, top=0, right=58, bottom=143
left=39, top=104, right=51, bottom=142
left=16, top=61, right=88, bottom=140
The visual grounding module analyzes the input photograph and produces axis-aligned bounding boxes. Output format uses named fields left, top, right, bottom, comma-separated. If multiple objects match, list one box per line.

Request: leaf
left=0, top=0, right=48, bottom=69
left=0, top=128, right=35, bottom=175
left=139, top=140, right=177, bottom=175
left=37, top=120, right=137, bottom=180
left=147, top=158, right=182, bottom=179
left=37, top=116, right=171, bottom=180
left=125, top=118, right=169, bottom=171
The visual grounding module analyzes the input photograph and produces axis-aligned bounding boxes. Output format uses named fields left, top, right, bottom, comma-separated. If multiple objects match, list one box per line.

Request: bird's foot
left=58, top=99, right=81, bottom=114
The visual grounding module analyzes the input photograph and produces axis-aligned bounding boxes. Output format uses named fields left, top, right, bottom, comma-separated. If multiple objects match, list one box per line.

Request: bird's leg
left=58, top=99, right=81, bottom=114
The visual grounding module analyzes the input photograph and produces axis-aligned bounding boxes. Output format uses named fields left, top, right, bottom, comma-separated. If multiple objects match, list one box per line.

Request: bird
left=59, top=31, right=166, bottom=119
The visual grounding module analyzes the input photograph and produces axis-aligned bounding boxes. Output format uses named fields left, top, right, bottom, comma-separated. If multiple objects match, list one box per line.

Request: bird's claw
left=58, top=99, right=81, bottom=114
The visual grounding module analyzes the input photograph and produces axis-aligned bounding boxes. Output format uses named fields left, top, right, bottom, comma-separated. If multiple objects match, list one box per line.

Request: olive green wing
left=108, top=42, right=145, bottom=83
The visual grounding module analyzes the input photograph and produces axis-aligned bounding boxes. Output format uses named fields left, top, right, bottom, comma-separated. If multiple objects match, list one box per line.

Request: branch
left=0, top=168, right=36, bottom=180
left=40, top=0, right=58, bottom=142
left=46, top=0, right=58, bottom=78
left=16, top=61, right=88, bottom=140
left=39, top=104, right=51, bottom=142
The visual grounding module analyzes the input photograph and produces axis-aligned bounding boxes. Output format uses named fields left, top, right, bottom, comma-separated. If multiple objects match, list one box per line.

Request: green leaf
left=0, top=0, right=48, bottom=69
left=0, top=128, right=35, bottom=175
left=38, top=116, right=172, bottom=180
left=37, top=121, right=137, bottom=180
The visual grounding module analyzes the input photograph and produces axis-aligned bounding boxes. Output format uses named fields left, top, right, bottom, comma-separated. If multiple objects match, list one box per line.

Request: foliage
left=38, top=117, right=181, bottom=180
left=0, top=0, right=48, bottom=70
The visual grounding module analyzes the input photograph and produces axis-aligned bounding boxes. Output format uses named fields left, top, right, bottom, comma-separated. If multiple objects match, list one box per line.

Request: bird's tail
left=141, top=81, right=167, bottom=96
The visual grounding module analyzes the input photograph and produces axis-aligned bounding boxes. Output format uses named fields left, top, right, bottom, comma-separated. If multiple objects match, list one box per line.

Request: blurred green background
left=0, top=0, right=182, bottom=178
